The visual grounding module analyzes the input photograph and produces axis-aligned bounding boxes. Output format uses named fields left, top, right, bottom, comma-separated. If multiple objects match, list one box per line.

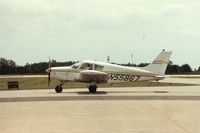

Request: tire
left=55, top=85, right=63, bottom=93
left=88, top=85, right=97, bottom=93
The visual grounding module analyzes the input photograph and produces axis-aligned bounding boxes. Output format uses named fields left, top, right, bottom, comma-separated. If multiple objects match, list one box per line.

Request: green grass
left=0, top=77, right=194, bottom=90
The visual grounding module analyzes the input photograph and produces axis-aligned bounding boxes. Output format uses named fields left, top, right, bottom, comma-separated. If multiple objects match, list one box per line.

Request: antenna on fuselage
left=131, top=53, right=133, bottom=66
left=107, top=56, right=110, bottom=63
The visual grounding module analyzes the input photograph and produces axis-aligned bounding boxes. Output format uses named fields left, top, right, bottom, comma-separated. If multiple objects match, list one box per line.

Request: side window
left=94, top=64, right=104, bottom=71
left=80, top=63, right=93, bottom=70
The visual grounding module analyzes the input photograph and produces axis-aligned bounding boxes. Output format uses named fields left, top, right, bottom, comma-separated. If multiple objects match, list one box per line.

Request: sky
left=0, top=0, right=200, bottom=69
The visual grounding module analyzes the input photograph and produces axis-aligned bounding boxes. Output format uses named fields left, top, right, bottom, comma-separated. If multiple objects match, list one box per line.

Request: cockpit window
left=94, top=64, right=104, bottom=71
left=71, top=61, right=81, bottom=69
left=72, top=62, right=103, bottom=71
left=80, top=63, right=93, bottom=70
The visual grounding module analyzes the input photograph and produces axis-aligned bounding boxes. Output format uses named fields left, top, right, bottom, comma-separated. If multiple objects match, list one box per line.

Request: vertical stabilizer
left=144, top=50, right=172, bottom=75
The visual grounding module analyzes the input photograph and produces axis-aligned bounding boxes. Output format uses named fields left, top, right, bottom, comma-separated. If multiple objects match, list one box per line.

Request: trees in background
left=0, top=58, right=17, bottom=74
left=0, top=57, right=75, bottom=74
left=166, top=64, right=192, bottom=74
left=0, top=57, right=198, bottom=74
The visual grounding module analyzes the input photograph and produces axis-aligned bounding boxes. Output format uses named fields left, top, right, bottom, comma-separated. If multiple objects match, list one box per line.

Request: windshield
left=71, top=61, right=82, bottom=69
left=80, top=63, right=93, bottom=70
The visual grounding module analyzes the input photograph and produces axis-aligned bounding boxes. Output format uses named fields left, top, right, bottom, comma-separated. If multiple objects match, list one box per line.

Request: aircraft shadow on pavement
left=60, top=90, right=169, bottom=95
left=77, top=91, right=107, bottom=95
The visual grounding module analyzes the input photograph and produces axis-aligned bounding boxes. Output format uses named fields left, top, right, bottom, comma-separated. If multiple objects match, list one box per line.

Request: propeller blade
left=48, top=72, right=50, bottom=86
left=46, top=57, right=51, bottom=87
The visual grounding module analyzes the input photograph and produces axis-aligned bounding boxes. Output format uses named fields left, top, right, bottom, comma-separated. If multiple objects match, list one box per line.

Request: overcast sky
left=0, top=0, right=200, bottom=69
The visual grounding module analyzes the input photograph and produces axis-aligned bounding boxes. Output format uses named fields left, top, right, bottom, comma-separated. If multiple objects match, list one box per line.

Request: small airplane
left=46, top=50, right=172, bottom=93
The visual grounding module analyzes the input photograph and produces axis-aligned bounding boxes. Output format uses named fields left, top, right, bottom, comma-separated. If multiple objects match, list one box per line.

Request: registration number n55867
left=108, top=74, right=140, bottom=82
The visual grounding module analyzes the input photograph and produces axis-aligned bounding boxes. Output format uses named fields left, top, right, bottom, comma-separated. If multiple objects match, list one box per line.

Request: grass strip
left=0, top=77, right=194, bottom=90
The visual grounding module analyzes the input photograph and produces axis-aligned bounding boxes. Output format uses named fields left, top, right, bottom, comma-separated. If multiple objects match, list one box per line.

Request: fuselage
left=48, top=60, right=164, bottom=83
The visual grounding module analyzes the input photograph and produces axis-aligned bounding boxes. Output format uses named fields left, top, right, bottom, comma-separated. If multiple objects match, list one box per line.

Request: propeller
left=45, top=58, right=51, bottom=87
left=48, top=72, right=51, bottom=86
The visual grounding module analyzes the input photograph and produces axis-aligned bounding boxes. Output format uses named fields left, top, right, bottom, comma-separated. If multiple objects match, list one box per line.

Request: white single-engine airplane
left=46, top=50, right=172, bottom=93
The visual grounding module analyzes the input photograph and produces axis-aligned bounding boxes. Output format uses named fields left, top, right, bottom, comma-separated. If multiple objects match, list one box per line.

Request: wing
left=76, top=70, right=109, bottom=83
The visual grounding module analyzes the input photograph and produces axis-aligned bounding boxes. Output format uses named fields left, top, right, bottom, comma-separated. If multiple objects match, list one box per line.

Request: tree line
left=0, top=57, right=199, bottom=74
left=0, top=57, right=76, bottom=74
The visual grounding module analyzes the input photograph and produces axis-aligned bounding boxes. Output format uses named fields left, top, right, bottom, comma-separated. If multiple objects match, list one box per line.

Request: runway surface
left=0, top=77, right=200, bottom=133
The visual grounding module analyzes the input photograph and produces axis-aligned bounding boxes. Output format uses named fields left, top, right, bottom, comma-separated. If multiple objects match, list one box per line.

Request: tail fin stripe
left=153, top=60, right=169, bottom=64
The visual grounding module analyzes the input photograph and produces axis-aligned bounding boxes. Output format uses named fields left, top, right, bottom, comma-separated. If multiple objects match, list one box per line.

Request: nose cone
left=45, top=68, right=51, bottom=73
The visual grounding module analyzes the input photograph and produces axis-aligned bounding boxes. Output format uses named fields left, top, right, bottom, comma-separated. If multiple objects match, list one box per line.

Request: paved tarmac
left=0, top=77, right=200, bottom=133
left=161, top=75, right=200, bottom=85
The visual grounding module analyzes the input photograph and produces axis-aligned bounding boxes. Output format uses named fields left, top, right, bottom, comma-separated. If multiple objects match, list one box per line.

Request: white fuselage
left=49, top=60, right=164, bottom=83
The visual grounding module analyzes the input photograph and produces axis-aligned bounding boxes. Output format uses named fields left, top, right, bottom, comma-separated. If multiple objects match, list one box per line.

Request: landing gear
left=55, top=81, right=64, bottom=93
left=88, top=85, right=97, bottom=93
left=54, top=81, right=98, bottom=93
left=55, top=85, right=63, bottom=93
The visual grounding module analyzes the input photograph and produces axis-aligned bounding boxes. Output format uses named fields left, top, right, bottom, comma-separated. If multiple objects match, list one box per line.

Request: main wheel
left=55, top=85, right=63, bottom=93
left=88, top=85, right=97, bottom=93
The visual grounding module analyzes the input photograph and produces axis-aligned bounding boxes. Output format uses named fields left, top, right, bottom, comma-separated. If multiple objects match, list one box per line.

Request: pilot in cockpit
left=85, top=63, right=92, bottom=70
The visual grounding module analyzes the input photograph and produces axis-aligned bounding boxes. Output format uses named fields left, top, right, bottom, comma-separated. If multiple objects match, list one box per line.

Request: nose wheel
left=55, top=85, right=63, bottom=93
left=55, top=81, right=65, bottom=93
left=88, top=85, right=97, bottom=93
